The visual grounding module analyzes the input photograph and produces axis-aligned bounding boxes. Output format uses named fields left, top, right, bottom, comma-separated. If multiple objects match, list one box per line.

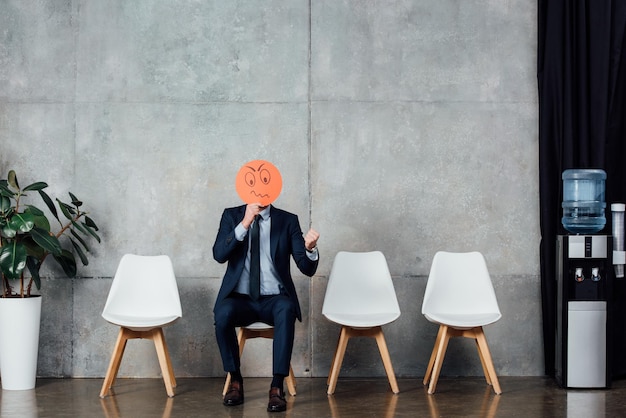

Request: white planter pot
left=0, top=295, right=42, bottom=390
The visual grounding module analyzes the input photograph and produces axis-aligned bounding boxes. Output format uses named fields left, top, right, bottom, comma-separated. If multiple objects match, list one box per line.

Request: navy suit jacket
left=212, top=204, right=318, bottom=321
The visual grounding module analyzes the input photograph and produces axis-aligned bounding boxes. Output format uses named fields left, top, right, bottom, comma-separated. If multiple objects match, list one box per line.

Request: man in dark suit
left=213, top=201, right=319, bottom=412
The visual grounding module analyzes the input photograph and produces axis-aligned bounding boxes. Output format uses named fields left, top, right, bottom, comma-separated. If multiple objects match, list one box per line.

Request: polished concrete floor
left=1, top=376, right=626, bottom=417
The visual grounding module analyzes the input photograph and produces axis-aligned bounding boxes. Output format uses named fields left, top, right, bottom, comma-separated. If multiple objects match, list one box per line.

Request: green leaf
left=70, top=228, right=90, bottom=252
left=30, top=227, right=63, bottom=256
left=32, top=213, right=51, bottom=232
left=0, top=180, right=13, bottom=196
left=8, top=170, right=19, bottom=189
left=23, top=182, right=48, bottom=192
left=70, top=238, right=89, bottom=266
left=26, top=257, right=42, bottom=290
left=1, top=195, right=11, bottom=213
left=85, top=216, right=99, bottom=231
left=25, top=205, right=44, bottom=216
left=0, top=208, right=14, bottom=222
left=83, top=223, right=101, bottom=243
left=56, top=199, right=75, bottom=220
left=24, top=207, right=51, bottom=231
left=71, top=220, right=88, bottom=236
left=38, top=190, right=59, bottom=221
left=68, top=192, right=82, bottom=207
left=9, top=211, right=35, bottom=233
left=53, top=249, right=77, bottom=277
left=0, top=241, right=27, bottom=280
left=23, top=235, right=46, bottom=260
left=1, top=223, right=17, bottom=239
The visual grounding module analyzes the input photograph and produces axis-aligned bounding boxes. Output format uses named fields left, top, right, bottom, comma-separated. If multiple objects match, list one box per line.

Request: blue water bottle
left=561, top=169, right=606, bottom=234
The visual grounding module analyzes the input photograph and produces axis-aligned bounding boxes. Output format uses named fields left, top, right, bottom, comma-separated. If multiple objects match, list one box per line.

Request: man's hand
left=242, top=203, right=266, bottom=229
left=304, top=228, right=320, bottom=251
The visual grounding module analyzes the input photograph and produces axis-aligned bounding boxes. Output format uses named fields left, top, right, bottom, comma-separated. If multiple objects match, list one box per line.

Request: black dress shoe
left=267, top=387, right=287, bottom=412
left=223, top=380, right=244, bottom=406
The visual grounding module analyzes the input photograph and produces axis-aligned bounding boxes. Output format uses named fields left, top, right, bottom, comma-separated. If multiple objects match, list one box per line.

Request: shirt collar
left=258, top=205, right=271, bottom=221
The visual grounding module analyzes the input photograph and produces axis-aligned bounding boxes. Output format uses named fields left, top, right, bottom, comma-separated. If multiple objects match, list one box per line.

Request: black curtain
left=538, top=0, right=626, bottom=376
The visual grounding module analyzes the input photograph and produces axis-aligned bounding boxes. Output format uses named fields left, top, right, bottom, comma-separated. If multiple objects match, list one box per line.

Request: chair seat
left=323, top=312, right=400, bottom=328
left=424, top=312, right=501, bottom=329
left=103, top=313, right=181, bottom=331
left=244, top=321, right=274, bottom=330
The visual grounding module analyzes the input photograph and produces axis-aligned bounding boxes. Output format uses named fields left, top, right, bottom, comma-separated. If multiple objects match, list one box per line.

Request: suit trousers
left=214, top=293, right=297, bottom=377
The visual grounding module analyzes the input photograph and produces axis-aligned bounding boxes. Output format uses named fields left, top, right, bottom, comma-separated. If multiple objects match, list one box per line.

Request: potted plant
left=0, top=169, right=101, bottom=390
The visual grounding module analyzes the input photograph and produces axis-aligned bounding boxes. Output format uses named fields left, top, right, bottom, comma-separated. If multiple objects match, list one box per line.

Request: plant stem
left=56, top=212, right=85, bottom=238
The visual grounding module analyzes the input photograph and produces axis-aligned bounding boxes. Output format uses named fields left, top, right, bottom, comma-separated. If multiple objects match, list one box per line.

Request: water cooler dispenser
left=555, top=169, right=613, bottom=388
left=555, top=234, right=612, bottom=388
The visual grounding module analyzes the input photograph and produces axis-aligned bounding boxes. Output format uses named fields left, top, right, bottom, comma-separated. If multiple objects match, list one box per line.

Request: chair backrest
left=102, top=254, right=182, bottom=325
left=322, top=251, right=400, bottom=320
left=422, top=251, right=500, bottom=317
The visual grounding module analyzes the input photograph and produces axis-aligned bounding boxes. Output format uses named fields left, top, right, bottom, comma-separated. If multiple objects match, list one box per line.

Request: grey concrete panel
left=312, top=0, right=536, bottom=103
left=0, top=1, right=76, bottom=102
left=72, top=102, right=310, bottom=278
left=169, top=278, right=222, bottom=378
left=490, top=275, right=544, bottom=376
left=72, top=278, right=126, bottom=378
left=76, top=0, right=309, bottom=103
left=38, top=279, right=74, bottom=377
left=0, top=104, right=75, bottom=189
left=311, top=101, right=539, bottom=277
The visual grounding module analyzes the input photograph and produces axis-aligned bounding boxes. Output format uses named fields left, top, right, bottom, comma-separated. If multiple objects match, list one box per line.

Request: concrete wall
left=0, top=0, right=541, bottom=380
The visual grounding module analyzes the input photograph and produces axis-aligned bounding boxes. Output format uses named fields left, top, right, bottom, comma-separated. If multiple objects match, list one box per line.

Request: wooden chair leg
left=424, top=325, right=501, bottom=395
left=327, top=326, right=399, bottom=395
left=222, top=374, right=231, bottom=397
left=100, top=328, right=129, bottom=398
left=327, top=326, right=350, bottom=395
left=100, top=327, right=177, bottom=398
left=472, top=329, right=493, bottom=386
left=151, top=328, right=176, bottom=397
left=427, top=325, right=451, bottom=394
left=286, top=365, right=297, bottom=396
left=475, top=328, right=502, bottom=394
left=327, top=329, right=343, bottom=386
left=373, top=327, right=400, bottom=394
left=423, top=325, right=445, bottom=386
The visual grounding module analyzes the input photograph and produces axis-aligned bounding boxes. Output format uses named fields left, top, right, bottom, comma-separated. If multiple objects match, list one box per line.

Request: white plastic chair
left=322, top=251, right=401, bottom=395
left=221, top=322, right=297, bottom=397
left=99, top=254, right=182, bottom=398
left=421, top=251, right=502, bottom=394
